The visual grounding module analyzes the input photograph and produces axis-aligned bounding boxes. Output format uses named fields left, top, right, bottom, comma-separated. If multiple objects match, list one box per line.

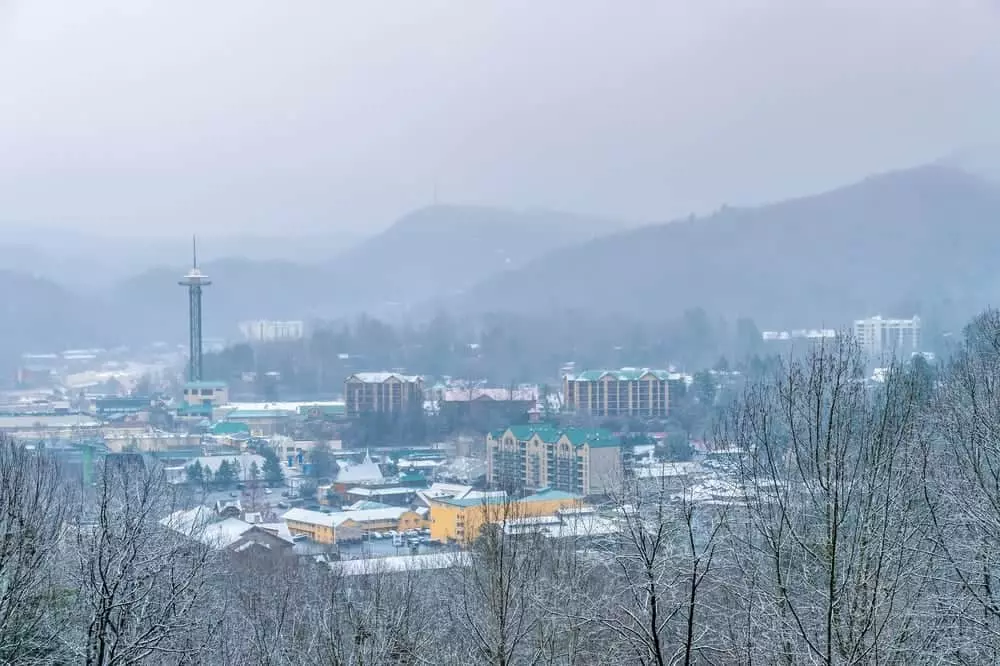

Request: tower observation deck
left=179, top=238, right=211, bottom=382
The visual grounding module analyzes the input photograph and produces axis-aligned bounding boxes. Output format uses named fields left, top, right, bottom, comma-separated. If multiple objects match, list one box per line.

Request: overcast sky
left=0, top=0, right=998, bottom=237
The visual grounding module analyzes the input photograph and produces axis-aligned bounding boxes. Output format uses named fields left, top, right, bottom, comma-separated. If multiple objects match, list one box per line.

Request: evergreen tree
left=214, top=460, right=237, bottom=488
left=262, top=455, right=284, bottom=487
left=258, top=445, right=285, bottom=487
left=186, top=461, right=203, bottom=486
left=309, top=441, right=338, bottom=482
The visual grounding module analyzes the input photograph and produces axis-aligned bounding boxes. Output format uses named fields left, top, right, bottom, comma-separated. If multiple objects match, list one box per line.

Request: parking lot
left=337, top=537, right=456, bottom=560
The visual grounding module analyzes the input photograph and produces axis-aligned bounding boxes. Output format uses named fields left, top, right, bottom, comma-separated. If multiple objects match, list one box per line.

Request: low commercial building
left=435, top=387, right=538, bottom=432
left=282, top=506, right=428, bottom=545
left=181, top=381, right=229, bottom=410
left=486, top=426, right=622, bottom=496
left=238, top=320, right=306, bottom=342
left=563, top=368, right=670, bottom=418
left=102, top=429, right=201, bottom=453
left=428, top=488, right=583, bottom=545
left=219, top=408, right=294, bottom=437
left=344, top=486, right=418, bottom=507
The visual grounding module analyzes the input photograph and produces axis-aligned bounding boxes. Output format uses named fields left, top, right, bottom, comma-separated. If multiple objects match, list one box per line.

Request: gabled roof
left=160, top=509, right=254, bottom=549
left=497, top=426, right=619, bottom=449
left=522, top=488, right=583, bottom=503
left=347, top=500, right=393, bottom=511
left=571, top=368, right=670, bottom=382
left=336, top=454, right=384, bottom=484
left=283, top=506, right=415, bottom=528
left=346, top=372, right=422, bottom=384
left=211, top=421, right=250, bottom=435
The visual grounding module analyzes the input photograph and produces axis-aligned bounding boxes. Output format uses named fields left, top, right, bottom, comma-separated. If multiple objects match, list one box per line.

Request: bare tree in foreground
left=593, top=472, right=726, bottom=666
left=0, top=437, right=69, bottom=664
left=448, top=496, right=553, bottom=666
left=925, top=309, right=1000, bottom=660
left=719, top=337, right=933, bottom=665
left=73, top=455, right=218, bottom=665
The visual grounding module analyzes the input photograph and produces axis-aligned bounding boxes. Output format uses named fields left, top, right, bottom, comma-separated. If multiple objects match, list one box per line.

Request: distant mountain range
left=11, top=205, right=630, bottom=347
left=459, top=165, right=1000, bottom=328
left=4, top=164, right=1000, bottom=357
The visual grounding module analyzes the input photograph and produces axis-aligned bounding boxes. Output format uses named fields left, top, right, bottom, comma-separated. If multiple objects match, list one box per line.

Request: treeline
left=203, top=309, right=771, bottom=397
left=6, top=311, right=999, bottom=663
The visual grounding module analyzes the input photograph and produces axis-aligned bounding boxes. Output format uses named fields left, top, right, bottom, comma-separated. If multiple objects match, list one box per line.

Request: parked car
left=263, top=488, right=272, bottom=495
left=229, top=492, right=238, bottom=498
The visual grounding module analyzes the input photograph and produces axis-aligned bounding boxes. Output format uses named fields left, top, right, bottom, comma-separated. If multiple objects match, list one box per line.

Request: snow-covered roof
left=282, top=507, right=344, bottom=528
left=347, top=372, right=422, bottom=384
left=256, top=521, right=295, bottom=543
left=421, top=482, right=474, bottom=499
left=346, top=486, right=413, bottom=497
left=440, top=387, right=538, bottom=402
left=283, top=506, right=413, bottom=528
left=332, top=552, right=471, bottom=576
left=335, top=454, right=384, bottom=484
left=202, top=517, right=255, bottom=548
left=160, top=508, right=254, bottom=549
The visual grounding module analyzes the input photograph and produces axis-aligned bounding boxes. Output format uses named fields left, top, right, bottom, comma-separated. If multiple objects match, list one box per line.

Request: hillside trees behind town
left=202, top=310, right=781, bottom=398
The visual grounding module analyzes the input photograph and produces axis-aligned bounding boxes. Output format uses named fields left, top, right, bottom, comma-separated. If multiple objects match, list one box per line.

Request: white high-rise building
left=852, top=315, right=921, bottom=359
left=239, top=320, right=306, bottom=342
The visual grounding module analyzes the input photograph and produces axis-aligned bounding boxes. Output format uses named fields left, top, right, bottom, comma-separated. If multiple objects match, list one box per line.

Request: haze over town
left=1, top=1, right=998, bottom=238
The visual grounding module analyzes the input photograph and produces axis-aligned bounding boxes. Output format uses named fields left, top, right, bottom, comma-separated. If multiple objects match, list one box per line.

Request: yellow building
left=486, top=426, right=622, bottom=496
left=429, top=488, right=583, bottom=545
left=344, top=372, right=423, bottom=418
left=282, top=506, right=427, bottom=544
left=563, top=368, right=670, bottom=418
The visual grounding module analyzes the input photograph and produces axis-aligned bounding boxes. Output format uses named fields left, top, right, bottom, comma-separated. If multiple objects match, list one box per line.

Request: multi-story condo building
left=238, top=320, right=306, bottom=342
left=852, top=316, right=921, bottom=359
left=344, top=372, right=423, bottom=418
left=486, top=426, right=621, bottom=496
left=563, top=368, right=670, bottom=418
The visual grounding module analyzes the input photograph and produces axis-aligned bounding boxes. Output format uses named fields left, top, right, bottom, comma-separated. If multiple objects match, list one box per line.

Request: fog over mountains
left=461, top=165, right=1000, bottom=328
left=3, top=157, right=1000, bottom=357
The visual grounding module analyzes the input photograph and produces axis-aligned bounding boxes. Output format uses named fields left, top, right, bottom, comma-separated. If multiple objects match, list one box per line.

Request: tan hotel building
left=563, top=368, right=670, bottom=418
left=487, top=426, right=621, bottom=496
left=344, top=372, right=424, bottom=418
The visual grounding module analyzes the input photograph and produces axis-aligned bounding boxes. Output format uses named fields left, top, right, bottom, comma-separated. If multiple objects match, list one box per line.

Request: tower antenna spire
left=180, top=239, right=211, bottom=382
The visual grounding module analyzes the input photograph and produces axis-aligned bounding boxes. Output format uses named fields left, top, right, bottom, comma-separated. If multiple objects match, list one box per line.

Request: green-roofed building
left=563, top=367, right=670, bottom=418
left=487, top=426, right=622, bottom=496
left=210, top=421, right=250, bottom=436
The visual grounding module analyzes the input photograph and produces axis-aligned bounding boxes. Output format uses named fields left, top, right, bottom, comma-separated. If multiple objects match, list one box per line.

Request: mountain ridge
left=456, top=165, right=1000, bottom=328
